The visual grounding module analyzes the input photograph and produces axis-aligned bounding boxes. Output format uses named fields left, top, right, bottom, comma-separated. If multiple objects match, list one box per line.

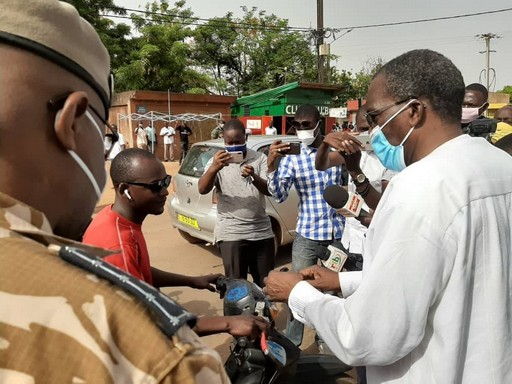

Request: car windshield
left=179, top=145, right=222, bottom=177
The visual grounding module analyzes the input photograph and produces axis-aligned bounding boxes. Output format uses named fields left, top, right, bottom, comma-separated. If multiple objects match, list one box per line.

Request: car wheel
left=177, top=229, right=205, bottom=244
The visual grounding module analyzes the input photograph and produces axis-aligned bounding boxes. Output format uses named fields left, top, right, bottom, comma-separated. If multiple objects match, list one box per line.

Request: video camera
left=463, top=118, right=497, bottom=139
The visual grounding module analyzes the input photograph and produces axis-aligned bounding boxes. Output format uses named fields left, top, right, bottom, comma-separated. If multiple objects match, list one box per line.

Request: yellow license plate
left=178, top=214, right=200, bottom=230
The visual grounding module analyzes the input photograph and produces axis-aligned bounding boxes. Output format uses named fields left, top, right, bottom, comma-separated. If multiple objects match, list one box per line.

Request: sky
left=114, top=0, right=512, bottom=91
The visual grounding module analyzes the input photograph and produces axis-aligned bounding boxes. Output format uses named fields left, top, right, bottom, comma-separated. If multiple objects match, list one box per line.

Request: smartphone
left=357, top=133, right=373, bottom=151
left=285, top=142, right=301, bottom=155
left=226, top=151, right=244, bottom=163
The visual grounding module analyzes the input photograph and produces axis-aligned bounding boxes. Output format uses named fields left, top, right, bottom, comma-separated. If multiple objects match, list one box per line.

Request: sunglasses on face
left=364, top=96, right=416, bottom=128
left=125, top=175, right=172, bottom=193
left=290, top=120, right=319, bottom=129
left=47, top=92, right=118, bottom=141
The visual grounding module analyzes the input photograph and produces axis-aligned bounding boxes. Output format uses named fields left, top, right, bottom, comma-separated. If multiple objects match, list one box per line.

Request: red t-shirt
left=82, top=206, right=153, bottom=285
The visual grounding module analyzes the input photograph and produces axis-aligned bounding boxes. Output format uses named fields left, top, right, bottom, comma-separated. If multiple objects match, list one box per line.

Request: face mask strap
left=85, top=110, right=104, bottom=139
left=380, top=99, right=416, bottom=131
left=67, top=150, right=102, bottom=198
left=54, top=108, right=104, bottom=200
left=400, top=126, right=415, bottom=146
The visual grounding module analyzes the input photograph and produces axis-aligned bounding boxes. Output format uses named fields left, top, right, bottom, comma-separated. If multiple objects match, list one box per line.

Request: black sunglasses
left=47, top=92, right=118, bottom=141
left=290, top=120, right=319, bottom=129
left=365, top=96, right=416, bottom=128
left=125, top=175, right=172, bottom=193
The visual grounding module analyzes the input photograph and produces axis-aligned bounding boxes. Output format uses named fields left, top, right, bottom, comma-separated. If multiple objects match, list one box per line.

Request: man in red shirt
left=84, top=148, right=267, bottom=338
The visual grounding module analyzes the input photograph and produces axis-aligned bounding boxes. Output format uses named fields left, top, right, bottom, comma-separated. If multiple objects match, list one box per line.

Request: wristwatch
left=353, top=173, right=368, bottom=186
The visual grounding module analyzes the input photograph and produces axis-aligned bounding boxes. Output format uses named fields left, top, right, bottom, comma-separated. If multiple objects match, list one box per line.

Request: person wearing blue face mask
left=264, top=49, right=512, bottom=384
left=198, top=119, right=274, bottom=287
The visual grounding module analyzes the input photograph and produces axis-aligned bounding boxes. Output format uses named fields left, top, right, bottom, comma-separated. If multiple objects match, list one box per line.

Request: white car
left=169, top=135, right=300, bottom=250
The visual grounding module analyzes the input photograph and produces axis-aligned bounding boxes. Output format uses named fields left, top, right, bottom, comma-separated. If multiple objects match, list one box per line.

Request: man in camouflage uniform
left=0, top=1, right=229, bottom=383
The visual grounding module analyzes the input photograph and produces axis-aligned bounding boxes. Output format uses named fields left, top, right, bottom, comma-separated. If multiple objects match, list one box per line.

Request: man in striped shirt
left=267, top=104, right=346, bottom=347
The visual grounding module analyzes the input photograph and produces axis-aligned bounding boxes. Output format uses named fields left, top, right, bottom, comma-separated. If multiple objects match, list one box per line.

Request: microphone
left=323, top=185, right=370, bottom=218
left=322, top=242, right=348, bottom=272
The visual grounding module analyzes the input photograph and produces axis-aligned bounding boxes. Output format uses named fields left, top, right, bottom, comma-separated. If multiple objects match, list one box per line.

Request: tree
left=497, top=86, right=512, bottom=102
left=330, top=57, right=385, bottom=107
left=63, top=0, right=132, bottom=71
left=114, top=0, right=210, bottom=93
left=193, top=7, right=317, bottom=96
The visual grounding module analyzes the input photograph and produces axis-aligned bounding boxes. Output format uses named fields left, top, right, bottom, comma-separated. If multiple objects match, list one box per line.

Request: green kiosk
left=231, top=81, right=343, bottom=135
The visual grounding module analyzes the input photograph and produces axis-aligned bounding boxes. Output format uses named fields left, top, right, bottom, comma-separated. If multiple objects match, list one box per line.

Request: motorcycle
left=216, top=277, right=355, bottom=384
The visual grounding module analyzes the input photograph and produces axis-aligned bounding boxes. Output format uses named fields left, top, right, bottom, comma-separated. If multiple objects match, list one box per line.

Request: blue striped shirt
left=268, top=145, right=345, bottom=241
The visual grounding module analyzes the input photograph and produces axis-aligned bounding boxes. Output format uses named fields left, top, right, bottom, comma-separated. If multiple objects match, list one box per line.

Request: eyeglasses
left=47, top=93, right=118, bottom=141
left=365, top=97, right=416, bottom=128
left=290, top=120, right=319, bottom=129
left=125, top=175, right=171, bottom=193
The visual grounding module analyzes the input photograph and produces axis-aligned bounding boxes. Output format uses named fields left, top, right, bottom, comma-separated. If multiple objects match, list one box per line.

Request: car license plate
left=178, top=214, right=200, bottom=230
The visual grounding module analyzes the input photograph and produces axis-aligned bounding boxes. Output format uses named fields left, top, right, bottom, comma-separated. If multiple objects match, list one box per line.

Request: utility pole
left=167, top=88, right=171, bottom=118
left=317, top=0, right=324, bottom=83
left=476, top=33, right=500, bottom=91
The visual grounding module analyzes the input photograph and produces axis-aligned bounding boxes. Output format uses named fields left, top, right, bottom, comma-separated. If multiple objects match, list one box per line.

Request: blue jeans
left=286, top=233, right=333, bottom=346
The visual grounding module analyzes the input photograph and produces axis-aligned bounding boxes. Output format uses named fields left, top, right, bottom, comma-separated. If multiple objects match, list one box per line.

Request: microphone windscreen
left=323, top=185, right=349, bottom=209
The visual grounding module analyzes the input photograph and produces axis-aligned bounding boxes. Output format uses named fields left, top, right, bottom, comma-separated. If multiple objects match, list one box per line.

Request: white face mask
left=461, top=103, right=486, bottom=124
left=296, top=121, right=320, bottom=146
left=55, top=110, right=106, bottom=200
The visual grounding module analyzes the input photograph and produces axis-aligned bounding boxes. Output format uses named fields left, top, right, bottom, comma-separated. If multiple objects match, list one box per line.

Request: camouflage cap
left=0, top=0, right=111, bottom=117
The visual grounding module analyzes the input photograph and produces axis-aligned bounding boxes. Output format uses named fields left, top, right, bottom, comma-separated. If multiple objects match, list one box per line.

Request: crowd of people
left=2, top=1, right=511, bottom=384
left=113, top=120, right=194, bottom=164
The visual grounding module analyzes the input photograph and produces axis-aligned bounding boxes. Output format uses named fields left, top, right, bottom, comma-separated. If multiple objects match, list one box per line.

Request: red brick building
left=109, top=91, right=236, bottom=160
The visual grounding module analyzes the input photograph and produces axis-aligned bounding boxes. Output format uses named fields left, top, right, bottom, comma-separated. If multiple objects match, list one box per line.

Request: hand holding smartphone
left=285, top=142, right=301, bottom=155
left=226, top=151, right=244, bottom=163
left=356, top=133, right=372, bottom=151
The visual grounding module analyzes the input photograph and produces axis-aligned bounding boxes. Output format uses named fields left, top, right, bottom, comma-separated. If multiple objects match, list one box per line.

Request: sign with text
left=329, top=107, right=348, bottom=118
left=246, top=119, right=262, bottom=129
left=285, top=104, right=330, bottom=116
left=136, top=105, right=147, bottom=114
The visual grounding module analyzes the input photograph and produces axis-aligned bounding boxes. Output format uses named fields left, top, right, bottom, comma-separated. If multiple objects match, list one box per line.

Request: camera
left=464, top=118, right=497, bottom=139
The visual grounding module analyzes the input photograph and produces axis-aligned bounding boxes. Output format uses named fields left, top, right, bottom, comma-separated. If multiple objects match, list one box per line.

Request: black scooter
left=216, top=277, right=355, bottom=384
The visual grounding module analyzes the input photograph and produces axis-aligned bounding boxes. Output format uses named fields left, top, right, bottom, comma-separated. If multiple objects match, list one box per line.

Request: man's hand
left=299, top=265, right=341, bottom=292
left=267, top=140, right=290, bottom=172
left=241, top=164, right=254, bottom=178
left=263, top=270, right=302, bottom=302
left=191, top=273, right=222, bottom=292
left=323, top=132, right=363, bottom=172
left=323, top=131, right=363, bottom=154
left=211, top=150, right=232, bottom=172
left=226, top=315, right=269, bottom=339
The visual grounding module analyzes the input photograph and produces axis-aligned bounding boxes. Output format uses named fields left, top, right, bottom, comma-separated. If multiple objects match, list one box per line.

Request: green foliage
left=64, top=1, right=347, bottom=97
left=114, top=1, right=208, bottom=92
left=331, top=57, right=385, bottom=107
left=497, top=86, right=512, bottom=102
left=193, top=7, right=317, bottom=96
left=62, top=0, right=132, bottom=71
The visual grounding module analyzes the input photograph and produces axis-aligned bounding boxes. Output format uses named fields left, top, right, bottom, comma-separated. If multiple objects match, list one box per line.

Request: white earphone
left=124, top=190, right=133, bottom=200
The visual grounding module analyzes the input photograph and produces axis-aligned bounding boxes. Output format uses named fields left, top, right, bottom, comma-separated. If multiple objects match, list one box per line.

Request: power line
left=103, top=6, right=512, bottom=35
left=100, top=7, right=512, bottom=40
left=109, top=6, right=310, bottom=32
left=335, top=8, right=512, bottom=31
left=102, top=13, right=310, bottom=33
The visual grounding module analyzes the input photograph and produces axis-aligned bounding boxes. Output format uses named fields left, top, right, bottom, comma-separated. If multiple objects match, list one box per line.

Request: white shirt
left=265, top=126, right=277, bottom=135
left=105, top=133, right=125, bottom=160
left=289, top=135, right=512, bottom=383
left=341, top=151, right=396, bottom=254
left=134, top=126, right=147, bottom=146
left=160, top=126, right=175, bottom=144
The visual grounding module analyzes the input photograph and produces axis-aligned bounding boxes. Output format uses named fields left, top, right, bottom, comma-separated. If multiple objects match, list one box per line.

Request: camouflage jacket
left=0, top=193, right=230, bottom=383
